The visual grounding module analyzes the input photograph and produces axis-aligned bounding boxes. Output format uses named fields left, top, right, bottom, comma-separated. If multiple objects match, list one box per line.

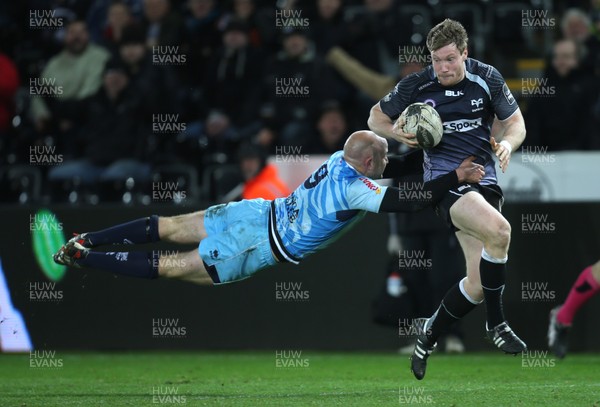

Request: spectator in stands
left=525, top=38, right=597, bottom=150
left=86, top=0, right=143, bottom=44
left=178, top=20, right=262, bottom=171
left=323, top=1, right=415, bottom=125
left=118, top=24, right=180, bottom=117
left=227, top=0, right=275, bottom=49
left=203, top=19, right=264, bottom=141
left=117, top=23, right=182, bottom=162
left=48, top=59, right=150, bottom=187
left=142, top=0, right=185, bottom=48
left=181, top=0, right=224, bottom=87
left=238, top=143, right=290, bottom=200
left=261, top=28, right=339, bottom=148
left=325, top=45, right=424, bottom=132
left=344, top=0, right=413, bottom=77
left=30, top=20, right=110, bottom=154
left=35, top=4, right=79, bottom=59
left=100, top=1, right=134, bottom=55
left=310, top=0, right=347, bottom=56
left=561, top=8, right=600, bottom=72
left=200, top=110, right=240, bottom=157
left=306, top=102, right=348, bottom=155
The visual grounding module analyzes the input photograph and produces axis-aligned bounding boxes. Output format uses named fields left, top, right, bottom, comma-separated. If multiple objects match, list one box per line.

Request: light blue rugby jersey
left=271, top=151, right=387, bottom=262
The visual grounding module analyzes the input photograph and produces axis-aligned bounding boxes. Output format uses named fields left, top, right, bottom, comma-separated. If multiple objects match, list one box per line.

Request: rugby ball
left=399, top=102, right=443, bottom=149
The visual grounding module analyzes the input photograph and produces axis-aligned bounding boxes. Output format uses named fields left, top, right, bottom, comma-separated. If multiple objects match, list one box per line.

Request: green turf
left=1, top=352, right=599, bottom=406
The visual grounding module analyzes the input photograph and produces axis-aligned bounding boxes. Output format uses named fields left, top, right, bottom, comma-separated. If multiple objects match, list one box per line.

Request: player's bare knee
left=496, top=219, right=511, bottom=248
left=180, top=210, right=207, bottom=240
left=159, top=211, right=206, bottom=243
left=485, top=218, right=511, bottom=253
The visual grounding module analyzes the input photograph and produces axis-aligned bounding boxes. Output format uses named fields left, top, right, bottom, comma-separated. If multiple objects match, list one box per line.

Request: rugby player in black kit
left=368, top=19, right=527, bottom=380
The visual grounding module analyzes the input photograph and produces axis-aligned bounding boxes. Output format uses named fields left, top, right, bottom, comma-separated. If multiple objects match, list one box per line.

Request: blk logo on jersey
left=445, top=90, right=464, bottom=97
left=443, top=118, right=483, bottom=133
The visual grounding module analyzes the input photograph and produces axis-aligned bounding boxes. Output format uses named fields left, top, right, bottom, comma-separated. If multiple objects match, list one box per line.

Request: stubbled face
left=65, top=22, right=89, bottom=54
left=366, top=138, right=389, bottom=179
left=431, top=43, right=467, bottom=87
left=552, top=40, right=579, bottom=77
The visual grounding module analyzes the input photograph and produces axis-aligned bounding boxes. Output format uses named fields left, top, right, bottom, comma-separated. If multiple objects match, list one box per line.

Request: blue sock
left=79, top=251, right=159, bottom=279
left=85, top=216, right=160, bottom=247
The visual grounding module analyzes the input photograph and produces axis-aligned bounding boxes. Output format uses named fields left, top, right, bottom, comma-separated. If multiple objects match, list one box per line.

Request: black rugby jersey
left=379, top=58, right=518, bottom=185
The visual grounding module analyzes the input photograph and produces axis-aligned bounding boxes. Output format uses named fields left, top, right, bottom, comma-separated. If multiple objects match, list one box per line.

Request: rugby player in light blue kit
left=368, top=19, right=527, bottom=379
left=54, top=131, right=484, bottom=288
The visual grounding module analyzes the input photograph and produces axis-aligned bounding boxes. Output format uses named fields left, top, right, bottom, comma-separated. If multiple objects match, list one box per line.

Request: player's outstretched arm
left=379, top=156, right=484, bottom=212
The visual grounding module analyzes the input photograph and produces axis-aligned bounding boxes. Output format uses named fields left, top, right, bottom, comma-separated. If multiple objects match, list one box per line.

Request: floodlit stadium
left=1, top=1, right=600, bottom=406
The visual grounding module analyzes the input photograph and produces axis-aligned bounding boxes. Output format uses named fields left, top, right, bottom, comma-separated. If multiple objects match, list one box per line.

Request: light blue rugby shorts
left=199, top=199, right=277, bottom=284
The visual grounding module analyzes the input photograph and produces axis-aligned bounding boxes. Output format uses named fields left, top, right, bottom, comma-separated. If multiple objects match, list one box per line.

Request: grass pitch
left=1, top=352, right=599, bottom=406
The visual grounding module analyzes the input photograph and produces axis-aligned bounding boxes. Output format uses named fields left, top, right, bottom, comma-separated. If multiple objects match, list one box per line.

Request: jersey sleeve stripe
left=465, top=70, right=491, bottom=98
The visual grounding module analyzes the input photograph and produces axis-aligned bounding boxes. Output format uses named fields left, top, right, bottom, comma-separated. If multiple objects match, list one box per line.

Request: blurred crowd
left=0, top=0, right=599, bottom=203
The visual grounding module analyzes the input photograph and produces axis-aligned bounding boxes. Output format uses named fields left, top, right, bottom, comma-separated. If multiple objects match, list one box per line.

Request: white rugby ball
left=399, top=102, right=443, bottom=149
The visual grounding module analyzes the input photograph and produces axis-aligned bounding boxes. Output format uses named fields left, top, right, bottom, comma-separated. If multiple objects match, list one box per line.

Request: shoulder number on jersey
left=304, top=163, right=329, bottom=189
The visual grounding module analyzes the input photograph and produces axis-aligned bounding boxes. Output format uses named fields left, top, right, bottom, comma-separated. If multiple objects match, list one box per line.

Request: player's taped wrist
left=499, top=140, right=512, bottom=154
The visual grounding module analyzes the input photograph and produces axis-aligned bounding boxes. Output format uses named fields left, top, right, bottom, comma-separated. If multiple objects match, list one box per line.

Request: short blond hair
left=426, top=19, right=468, bottom=53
